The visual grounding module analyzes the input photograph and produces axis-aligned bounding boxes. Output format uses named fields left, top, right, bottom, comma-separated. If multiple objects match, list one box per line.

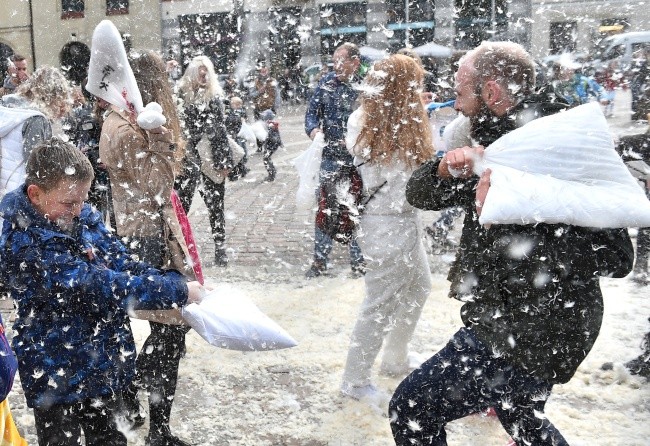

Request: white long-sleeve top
left=345, top=107, right=419, bottom=216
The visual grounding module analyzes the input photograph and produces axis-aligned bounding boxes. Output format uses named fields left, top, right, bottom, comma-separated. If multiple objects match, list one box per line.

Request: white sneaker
left=379, top=352, right=426, bottom=377
left=379, top=362, right=410, bottom=377
left=340, top=382, right=390, bottom=409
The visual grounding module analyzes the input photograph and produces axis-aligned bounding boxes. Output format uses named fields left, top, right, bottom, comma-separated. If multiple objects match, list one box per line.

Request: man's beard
left=468, top=99, right=517, bottom=147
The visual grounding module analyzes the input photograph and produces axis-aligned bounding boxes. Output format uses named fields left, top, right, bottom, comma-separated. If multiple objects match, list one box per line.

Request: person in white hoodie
left=340, top=54, right=435, bottom=404
left=0, top=66, right=72, bottom=200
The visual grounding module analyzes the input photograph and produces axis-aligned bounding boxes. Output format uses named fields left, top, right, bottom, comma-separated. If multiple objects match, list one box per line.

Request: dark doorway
left=550, top=21, right=577, bottom=54
left=0, top=43, right=14, bottom=82
left=60, top=41, right=91, bottom=85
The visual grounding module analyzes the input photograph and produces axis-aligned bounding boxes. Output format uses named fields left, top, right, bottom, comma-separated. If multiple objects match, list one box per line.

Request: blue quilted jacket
left=0, top=186, right=189, bottom=409
left=304, top=71, right=359, bottom=162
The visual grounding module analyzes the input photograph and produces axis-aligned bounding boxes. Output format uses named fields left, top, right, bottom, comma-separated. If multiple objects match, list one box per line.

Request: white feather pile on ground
left=8, top=266, right=648, bottom=445
left=174, top=272, right=650, bottom=446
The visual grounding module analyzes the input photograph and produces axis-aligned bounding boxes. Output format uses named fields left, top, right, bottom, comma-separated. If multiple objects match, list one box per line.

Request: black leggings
left=175, top=160, right=226, bottom=248
left=34, top=396, right=127, bottom=446
left=136, top=321, right=190, bottom=432
left=127, top=235, right=191, bottom=434
left=199, top=175, right=226, bottom=248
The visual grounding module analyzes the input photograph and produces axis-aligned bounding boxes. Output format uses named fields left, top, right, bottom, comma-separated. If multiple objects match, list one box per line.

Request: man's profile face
left=453, top=60, right=483, bottom=118
left=332, top=49, right=359, bottom=81
left=10, top=59, right=29, bottom=85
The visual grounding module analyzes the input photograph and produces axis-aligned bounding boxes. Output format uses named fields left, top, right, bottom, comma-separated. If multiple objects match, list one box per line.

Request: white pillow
left=477, top=102, right=650, bottom=228
left=293, top=132, right=325, bottom=211
left=181, top=284, right=298, bottom=351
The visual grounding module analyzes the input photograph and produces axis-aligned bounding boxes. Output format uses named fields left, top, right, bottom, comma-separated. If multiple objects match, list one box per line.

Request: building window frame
left=61, top=0, right=84, bottom=19
left=386, top=0, right=435, bottom=50
left=106, top=0, right=129, bottom=16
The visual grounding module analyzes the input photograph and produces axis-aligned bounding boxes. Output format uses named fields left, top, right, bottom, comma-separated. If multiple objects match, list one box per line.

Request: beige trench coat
left=99, top=108, right=195, bottom=281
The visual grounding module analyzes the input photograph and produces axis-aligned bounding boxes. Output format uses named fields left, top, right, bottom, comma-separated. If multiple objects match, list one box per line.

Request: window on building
left=320, top=2, right=367, bottom=57
left=269, top=7, right=302, bottom=71
left=61, top=0, right=84, bottom=19
left=549, top=21, right=577, bottom=54
left=386, top=0, right=435, bottom=50
left=454, top=0, right=507, bottom=49
left=106, top=0, right=129, bottom=15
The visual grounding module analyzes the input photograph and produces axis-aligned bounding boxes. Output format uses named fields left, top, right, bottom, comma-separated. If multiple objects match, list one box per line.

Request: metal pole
left=491, top=0, right=496, bottom=35
left=28, top=0, right=36, bottom=70
left=405, top=0, right=410, bottom=47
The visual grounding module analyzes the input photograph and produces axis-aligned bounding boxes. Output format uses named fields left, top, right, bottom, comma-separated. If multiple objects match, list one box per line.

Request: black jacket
left=183, top=97, right=233, bottom=171
left=407, top=91, right=634, bottom=383
left=617, top=131, right=650, bottom=163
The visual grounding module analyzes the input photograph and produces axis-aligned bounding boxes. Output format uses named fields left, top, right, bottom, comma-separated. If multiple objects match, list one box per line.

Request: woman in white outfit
left=341, top=54, right=435, bottom=403
left=0, top=66, right=72, bottom=198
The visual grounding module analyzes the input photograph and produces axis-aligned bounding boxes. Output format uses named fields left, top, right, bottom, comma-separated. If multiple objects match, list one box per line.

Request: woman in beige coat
left=99, top=51, right=194, bottom=446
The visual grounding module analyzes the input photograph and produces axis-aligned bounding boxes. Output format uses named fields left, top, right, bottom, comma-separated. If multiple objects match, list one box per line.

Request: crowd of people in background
left=0, top=35, right=648, bottom=446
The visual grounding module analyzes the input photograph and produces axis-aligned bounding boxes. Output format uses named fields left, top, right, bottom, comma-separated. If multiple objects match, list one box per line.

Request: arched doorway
left=60, top=41, right=91, bottom=85
left=0, top=42, right=14, bottom=81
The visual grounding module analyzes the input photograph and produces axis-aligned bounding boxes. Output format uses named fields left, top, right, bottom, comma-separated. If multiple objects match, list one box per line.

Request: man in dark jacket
left=303, top=42, right=366, bottom=278
left=389, top=41, right=634, bottom=446
left=603, top=131, right=650, bottom=379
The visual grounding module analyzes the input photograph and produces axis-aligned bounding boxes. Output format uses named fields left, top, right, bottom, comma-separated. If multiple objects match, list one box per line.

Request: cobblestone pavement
left=189, top=101, right=352, bottom=279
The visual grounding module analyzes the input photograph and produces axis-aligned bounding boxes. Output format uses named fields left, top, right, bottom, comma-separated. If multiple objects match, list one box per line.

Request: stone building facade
left=1, top=0, right=648, bottom=82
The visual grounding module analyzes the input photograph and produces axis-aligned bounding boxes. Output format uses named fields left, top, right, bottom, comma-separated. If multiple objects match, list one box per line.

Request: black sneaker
left=350, top=262, right=366, bottom=278
left=305, top=261, right=326, bottom=278
left=625, top=357, right=650, bottom=378
left=146, top=426, right=192, bottom=446
left=214, top=249, right=229, bottom=268
left=118, top=385, right=146, bottom=430
left=129, top=412, right=146, bottom=429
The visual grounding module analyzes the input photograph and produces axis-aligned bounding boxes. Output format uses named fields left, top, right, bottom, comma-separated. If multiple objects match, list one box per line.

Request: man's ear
left=26, top=184, right=43, bottom=205
left=482, top=80, right=501, bottom=107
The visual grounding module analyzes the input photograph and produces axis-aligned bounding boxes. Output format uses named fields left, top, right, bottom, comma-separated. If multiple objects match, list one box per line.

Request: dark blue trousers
left=389, top=328, right=569, bottom=446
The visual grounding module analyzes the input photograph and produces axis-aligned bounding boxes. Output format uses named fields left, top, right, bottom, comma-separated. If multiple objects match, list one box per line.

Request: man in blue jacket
left=304, top=42, right=367, bottom=278
left=553, top=59, right=608, bottom=106
left=0, top=138, right=205, bottom=445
